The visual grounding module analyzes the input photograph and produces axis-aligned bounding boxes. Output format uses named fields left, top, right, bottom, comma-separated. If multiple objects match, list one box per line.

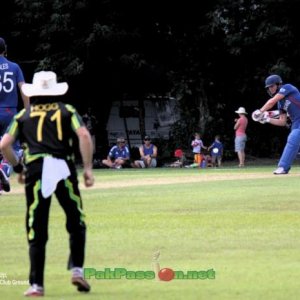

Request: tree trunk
left=138, top=98, right=146, bottom=140
left=196, top=80, right=209, bottom=133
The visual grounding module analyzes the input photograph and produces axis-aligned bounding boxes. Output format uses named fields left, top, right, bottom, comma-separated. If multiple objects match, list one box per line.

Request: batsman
left=252, top=74, right=300, bottom=174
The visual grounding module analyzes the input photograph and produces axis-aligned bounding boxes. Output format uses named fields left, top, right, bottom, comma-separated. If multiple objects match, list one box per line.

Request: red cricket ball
left=158, top=268, right=175, bottom=281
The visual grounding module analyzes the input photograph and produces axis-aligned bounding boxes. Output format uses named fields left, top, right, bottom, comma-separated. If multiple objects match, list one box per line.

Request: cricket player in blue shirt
left=0, top=37, right=29, bottom=192
left=252, top=74, right=300, bottom=174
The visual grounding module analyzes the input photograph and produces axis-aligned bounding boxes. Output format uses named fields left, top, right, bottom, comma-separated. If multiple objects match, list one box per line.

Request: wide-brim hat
left=22, top=71, right=68, bottom=97
left=235, top=107, right=247, bottom=114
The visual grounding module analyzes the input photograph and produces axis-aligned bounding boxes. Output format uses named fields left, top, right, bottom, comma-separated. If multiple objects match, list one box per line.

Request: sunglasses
left=144, top=139, right=151, bottom=141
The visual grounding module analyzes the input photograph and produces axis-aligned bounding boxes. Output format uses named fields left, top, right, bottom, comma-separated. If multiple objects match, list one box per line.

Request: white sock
left=72, top=267, right=83, bottom=277
left=31, top=283, right=43, bottom=290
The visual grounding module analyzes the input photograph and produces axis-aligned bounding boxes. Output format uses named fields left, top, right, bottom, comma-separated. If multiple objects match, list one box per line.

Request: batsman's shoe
left=273, top=167, right=288, bottom=175
left=24, top=284, right=44, bottom=297
left=71, top=275, right=91, bottom=292
left=0, top=168, right=10, bottom=192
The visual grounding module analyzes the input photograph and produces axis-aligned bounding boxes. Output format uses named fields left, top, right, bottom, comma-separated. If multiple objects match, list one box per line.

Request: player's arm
left=67, top=104, right=94, bottom=187
left=0, top=133, right=25, bottom=183
left=0, top=133, right=18, bottom=166
left=267, top=112, right=287, bottom=127
left=18, top=82, right=30, bottom=109
left=259, top=93, right=284, bottom=113
left=0, top=114, right=21, bottom=167
left=76, top=126, right=94, bottom=187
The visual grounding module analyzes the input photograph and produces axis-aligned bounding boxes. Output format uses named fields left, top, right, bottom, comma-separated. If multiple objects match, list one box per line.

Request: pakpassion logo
left=84, top=267, right=215, bottom=281
left=84, top=251, right=216, bottom=282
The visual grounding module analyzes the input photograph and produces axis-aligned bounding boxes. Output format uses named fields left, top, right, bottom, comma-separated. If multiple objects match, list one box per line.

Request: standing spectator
left=133, top=136, right=158, bottom=168
left=191, top=132, right=207, bottom=164
left=234, top=107, right=248, bottom=167
left=82, top=107, right=98, bottom=155
left=208, top=135, right=224, bottom=167
left=252, top=74, right=300, bottom=174
left=102, top=137, right=130, bottom=169
left=0, top=37, right=29, bottom=193
left=0, top=71, right=94, bottom=296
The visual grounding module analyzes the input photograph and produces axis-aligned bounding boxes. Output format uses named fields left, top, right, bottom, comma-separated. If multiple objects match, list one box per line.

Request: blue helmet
left=265, top=74, right=282, bottom=88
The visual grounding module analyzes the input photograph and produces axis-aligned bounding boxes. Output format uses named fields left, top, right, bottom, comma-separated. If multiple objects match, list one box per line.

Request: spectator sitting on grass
left=133, top=136, right=158, bottom=168
left=102, top=137, right=130, bottom=169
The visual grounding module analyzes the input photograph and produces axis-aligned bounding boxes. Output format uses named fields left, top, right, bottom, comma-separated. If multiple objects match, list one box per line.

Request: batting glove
left=259, top=114, right=271, bottom=124
left=252, top=109, right=264, bottom=121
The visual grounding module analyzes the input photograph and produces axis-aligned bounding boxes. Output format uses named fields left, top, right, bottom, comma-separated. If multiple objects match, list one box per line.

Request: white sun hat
left=22, top=71, right=69, bottom=97
left=235, top=107, right=248, bottom=114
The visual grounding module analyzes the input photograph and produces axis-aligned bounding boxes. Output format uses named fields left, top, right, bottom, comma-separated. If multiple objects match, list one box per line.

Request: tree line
left=1, top=0, right=300, bottom=158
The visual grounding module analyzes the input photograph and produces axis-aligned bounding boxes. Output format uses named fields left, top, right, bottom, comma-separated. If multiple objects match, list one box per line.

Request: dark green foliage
left=2, top=0, right=300, bottom=157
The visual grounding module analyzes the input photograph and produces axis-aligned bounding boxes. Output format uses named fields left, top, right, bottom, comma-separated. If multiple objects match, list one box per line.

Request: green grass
left=1, top=166, right=300, bottom=299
